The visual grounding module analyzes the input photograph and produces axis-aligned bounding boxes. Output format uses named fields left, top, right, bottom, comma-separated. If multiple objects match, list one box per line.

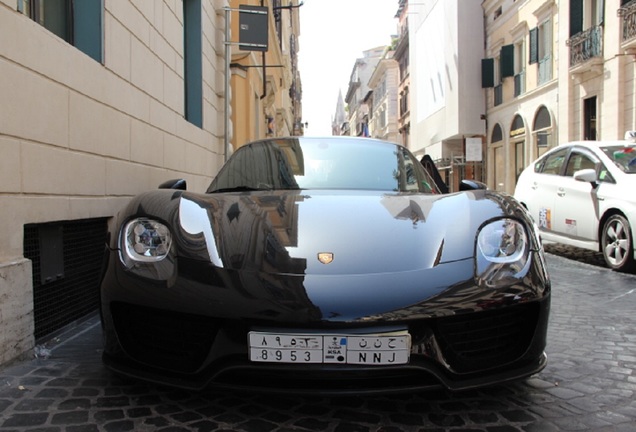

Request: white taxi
left=514, top=136, right=636, bottom=272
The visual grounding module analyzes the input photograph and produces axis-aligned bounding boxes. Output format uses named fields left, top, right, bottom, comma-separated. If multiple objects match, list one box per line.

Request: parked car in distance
left=100, top=136, right=550, bottom=395
left=514, top=137, right=636, bottom=272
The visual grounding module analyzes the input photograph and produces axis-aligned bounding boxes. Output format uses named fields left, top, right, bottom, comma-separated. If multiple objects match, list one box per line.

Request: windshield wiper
left=209, top=183, right=300, bottom=193
left=209, top=186, right=269, bottom=193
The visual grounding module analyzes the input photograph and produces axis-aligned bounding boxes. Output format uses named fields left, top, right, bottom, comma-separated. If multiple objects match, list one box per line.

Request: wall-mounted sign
left=466, top=137, right=482, bottom=162
left=510, top=127, right=526, bottom=137
left=239, top=5, right=268, bottom=51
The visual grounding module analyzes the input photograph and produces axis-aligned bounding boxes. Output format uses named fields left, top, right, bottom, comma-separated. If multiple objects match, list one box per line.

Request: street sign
left=239, top=5, right=268, bottom=51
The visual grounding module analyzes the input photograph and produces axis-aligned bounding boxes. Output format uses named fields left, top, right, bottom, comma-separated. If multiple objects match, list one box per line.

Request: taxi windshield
left=601, top=145, right=636, bottom=174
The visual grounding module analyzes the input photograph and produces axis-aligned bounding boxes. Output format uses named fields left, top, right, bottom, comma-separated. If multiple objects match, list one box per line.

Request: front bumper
left=100, top=251, right=551, bottom=395
left=102, top=302, right=549, bottom=395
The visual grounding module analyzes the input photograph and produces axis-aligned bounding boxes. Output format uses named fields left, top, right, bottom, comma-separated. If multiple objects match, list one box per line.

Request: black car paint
left=100, top=189, right=549, bottom=393
left=100, top=138, right=550, bottom=395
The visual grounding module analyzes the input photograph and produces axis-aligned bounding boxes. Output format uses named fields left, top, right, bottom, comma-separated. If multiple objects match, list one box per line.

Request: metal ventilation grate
left=23, top=218, right=108, bottom=341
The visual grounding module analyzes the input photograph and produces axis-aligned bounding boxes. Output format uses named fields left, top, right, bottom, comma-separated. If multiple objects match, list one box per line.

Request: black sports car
left=100, top=136, right=550, bottom=395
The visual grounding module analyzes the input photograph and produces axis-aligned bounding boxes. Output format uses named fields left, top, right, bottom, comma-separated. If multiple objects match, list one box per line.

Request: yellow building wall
left=228, top=0, right=300, bottom=151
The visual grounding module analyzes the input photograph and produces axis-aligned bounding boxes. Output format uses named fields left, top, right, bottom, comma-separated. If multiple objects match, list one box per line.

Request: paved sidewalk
left=0, top=253, right=635, bottom=431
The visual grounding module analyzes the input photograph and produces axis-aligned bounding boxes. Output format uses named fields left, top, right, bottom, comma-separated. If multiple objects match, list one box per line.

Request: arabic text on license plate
left=248, top=332, right=410, bottom=365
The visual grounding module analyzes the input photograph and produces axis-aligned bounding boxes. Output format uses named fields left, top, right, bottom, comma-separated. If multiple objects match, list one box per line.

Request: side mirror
left=459, top=179, right=488, bottom=191
left=158, top=179, right=187, bottom=190
left=573, top=169, right=597, bottom=184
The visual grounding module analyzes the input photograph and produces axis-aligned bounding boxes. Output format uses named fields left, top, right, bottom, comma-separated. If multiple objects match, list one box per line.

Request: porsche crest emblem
left=317, top=252, right=334, bottom=264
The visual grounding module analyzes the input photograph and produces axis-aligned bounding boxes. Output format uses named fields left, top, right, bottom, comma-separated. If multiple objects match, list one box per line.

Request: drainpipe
left=260, top=0, right=267, bottom=100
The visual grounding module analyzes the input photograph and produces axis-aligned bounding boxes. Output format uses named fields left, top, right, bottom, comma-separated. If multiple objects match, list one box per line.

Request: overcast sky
left=297, top=1, right=399, bottom=136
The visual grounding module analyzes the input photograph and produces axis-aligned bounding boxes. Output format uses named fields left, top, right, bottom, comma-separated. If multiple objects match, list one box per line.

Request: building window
left=491, top=123, right=504, bottom=191
left=494, top=84, right=503, bottom=106
left=584, top=96, right=597, bottom=140
left=184, top=0, right=203, bottom=128
left=399, top=87, right=409, bottom=117
left=530, top=18, right=553, bottom=85
left=570, top=0, right=604, bottom=36
left=273, top=0, right=283, bottom=49
left=513, top=40, right=525, bottom=97
left=533, top=105, right=553, bottom=158
left=538, top=20, right=553, bottom=83
left=587, top=0, right=604, bottom=28
left=399, top=53, right=409, bottom=82
left=18, top=0, right=103, bottom=62
left=510, top=115, right=526, bottom=182
left=493, top=55, right=503, bottom=106
left=515, top=141, right=525, bottom=181
left=491, top=123, right=504, bottom=143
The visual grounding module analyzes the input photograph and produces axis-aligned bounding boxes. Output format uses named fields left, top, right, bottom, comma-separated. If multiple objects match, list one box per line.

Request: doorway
left=584, top=96, right=597, bottom=140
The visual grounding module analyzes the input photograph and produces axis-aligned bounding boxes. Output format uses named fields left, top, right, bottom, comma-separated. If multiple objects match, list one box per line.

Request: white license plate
left=248, top=331, right=411, bottom=365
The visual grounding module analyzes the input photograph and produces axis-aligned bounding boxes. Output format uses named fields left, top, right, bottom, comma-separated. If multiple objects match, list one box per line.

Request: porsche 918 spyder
left=100, top=136, right=550, bottom=395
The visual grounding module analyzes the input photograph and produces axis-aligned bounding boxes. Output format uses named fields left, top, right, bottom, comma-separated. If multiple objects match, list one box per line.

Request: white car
left=514, top=138, right=636, bottom=272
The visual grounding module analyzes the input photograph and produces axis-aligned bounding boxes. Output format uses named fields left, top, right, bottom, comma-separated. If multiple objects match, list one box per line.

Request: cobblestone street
left=0, top=251, right=635, bottom=431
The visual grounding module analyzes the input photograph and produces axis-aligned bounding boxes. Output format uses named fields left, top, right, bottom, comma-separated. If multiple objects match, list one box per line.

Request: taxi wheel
left=601, top=214, right=635, bottom=272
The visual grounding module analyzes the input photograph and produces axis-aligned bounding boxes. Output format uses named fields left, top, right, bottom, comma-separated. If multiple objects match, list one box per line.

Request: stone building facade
left=482, top=0, right=559, bottom=193
left=0, top=0, right=299, bottom=368
left=228, top=0, right=302, bottom=149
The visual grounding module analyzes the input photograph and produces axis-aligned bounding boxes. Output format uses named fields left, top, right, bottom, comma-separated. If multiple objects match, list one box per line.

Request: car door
left=551, top=148, right=600, bottom=241
left=521, top=147, right=569, bottom=233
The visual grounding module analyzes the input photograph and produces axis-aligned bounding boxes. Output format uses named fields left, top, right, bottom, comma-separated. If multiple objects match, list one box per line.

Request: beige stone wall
left=0, top=0, right=227, bottom=365
left=0, top=259, right=34, bottom=365
left=483, top=0, right=559, bottom=193
left=558, top=0, right=636, bottom=143
left=228, top=0, right=301, bottom=149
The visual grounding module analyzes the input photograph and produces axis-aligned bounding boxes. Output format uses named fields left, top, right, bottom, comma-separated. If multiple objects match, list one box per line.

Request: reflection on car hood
left=173, top=189, right=505, bottom=276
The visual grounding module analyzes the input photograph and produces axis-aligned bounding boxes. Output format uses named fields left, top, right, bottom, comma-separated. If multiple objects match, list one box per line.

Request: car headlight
left=475, top=218, right=530, bottom=288
left=121, top=218, right=172, bottom=262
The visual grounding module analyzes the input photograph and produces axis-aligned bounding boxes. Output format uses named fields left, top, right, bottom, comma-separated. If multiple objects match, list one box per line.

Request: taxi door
left=521, top=147, right=568, bottom=234
left=551, top=149, right=600, bottom=242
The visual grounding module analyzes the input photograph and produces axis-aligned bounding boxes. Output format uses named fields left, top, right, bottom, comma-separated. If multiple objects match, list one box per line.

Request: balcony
left=620, top=0, right=636, bottom=53
left=566, top=25, right=603, bottom=75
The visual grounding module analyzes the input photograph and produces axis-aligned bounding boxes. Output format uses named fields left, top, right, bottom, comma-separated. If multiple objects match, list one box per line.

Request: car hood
left=170, top=189, right=506, bottom=276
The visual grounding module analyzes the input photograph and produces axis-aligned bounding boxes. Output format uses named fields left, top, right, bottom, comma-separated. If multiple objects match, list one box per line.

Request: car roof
left=558, top=140, right=635, bottom=148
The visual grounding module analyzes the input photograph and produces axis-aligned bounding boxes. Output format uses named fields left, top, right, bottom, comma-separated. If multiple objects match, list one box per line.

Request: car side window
left=598, top=164, right=616, bottom=183
left=564, top=152, right=596, bottom=177
left=537, top=148, right=568, bottom=175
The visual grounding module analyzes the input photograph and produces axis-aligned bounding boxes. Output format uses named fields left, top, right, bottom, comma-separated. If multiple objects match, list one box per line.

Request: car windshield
left=601, top=145, right=636, bottom=174
left=207, top=138, right=442, bottom=194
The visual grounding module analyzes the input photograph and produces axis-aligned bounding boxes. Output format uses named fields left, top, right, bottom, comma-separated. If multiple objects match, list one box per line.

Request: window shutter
left=73, top=0, right=103, bottom=63
left=500, top=44, right=514, bottom=78
left=481, top=58, right=495, bottom=88
left=529, top=27, right=539, bottom=64
left=184, top=0, right=203, bottom=128
left=570, top=0, right=583, bottom=36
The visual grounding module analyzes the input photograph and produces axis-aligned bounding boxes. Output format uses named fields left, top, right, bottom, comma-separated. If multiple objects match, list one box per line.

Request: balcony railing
left=567, top=25, right=603, bottom=69
left=619, top=0, right=636, bottom=48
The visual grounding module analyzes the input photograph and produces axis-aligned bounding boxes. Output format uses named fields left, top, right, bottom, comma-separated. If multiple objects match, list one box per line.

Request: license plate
left=248, top=331, right=411, bottom=365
